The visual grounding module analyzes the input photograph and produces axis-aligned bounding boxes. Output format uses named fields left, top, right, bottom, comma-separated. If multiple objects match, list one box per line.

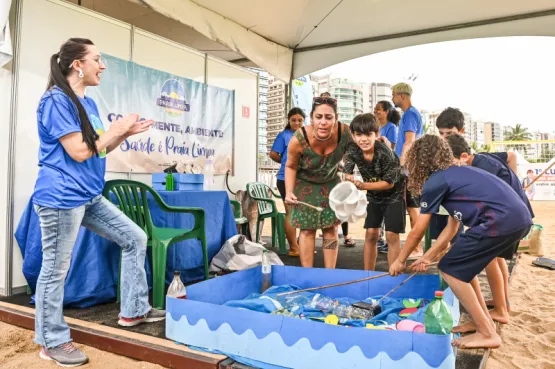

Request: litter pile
left=223, top=285, right=453, bottom=334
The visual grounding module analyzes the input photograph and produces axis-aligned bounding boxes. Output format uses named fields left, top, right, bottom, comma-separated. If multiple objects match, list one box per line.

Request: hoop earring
left=78, top=69, right=84, bottom=78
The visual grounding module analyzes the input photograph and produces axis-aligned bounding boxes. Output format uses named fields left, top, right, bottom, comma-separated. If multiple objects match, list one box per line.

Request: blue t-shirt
left=271, top=129, right=295, bottom=181
left=380, top=122, right=398, bottom=145
left=395, top=106, right=423, bottom=158
left=472, top=153, right=534, bottom=219
left=419, top=166, right=532, bottom=237
left=33, top=87, right=107, bottom=209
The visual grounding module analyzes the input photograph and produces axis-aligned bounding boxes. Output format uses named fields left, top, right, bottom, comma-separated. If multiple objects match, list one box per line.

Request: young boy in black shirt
left=344, top=113, right=405, bottom=270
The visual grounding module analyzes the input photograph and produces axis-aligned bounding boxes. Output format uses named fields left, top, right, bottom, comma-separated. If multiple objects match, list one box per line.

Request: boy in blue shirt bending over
left=390, top=135, right=532, bottom=349
left=446, top=134, right=534, bottom=332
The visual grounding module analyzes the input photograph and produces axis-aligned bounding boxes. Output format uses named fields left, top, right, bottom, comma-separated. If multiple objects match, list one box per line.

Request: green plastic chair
left=230, top=199, right=249, bottom=236
left=246, top=182, right=286, bottom=254
left=102, top=179, right=207, bottom=309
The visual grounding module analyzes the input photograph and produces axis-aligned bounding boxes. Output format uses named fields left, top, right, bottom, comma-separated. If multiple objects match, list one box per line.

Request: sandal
left=532, top=257, right=555, bottom=270
left=343, top=237, right=356, bottom=247
left=288, top=250, right=300, bottom=257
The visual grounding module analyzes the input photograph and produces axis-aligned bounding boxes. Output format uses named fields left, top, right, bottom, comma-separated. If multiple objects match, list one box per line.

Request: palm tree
left=480, top=144, right=491, bottom=153
left=504, top=124, right=532, bottom=141
left=504, top=124, right=531, bottom=154
left=470, top=141, right=479, bottom=153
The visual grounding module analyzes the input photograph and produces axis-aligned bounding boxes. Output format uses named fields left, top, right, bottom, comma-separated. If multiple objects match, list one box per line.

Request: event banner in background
left=291, top=75, right=313, bottom=125
left=519, top=162, right=555, bottom=201
left=87, top=54, right=234, bottom=174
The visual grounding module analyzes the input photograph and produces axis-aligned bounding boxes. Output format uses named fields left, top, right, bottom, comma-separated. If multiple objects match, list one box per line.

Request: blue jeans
left=33, top=195, right=150, bottom=348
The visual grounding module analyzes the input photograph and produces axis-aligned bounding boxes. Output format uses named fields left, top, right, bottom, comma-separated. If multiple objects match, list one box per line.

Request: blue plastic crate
left=152, top=173, right=204, bottom=191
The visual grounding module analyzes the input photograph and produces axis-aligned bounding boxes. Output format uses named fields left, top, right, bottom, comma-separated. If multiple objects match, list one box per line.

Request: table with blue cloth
left=15, top=190, right=237, bottom=308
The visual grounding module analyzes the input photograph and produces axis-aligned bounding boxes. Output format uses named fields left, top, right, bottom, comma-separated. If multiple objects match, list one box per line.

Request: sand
left=0, top=321, right=165, bottom=369
left=485, top=202, right=555, bottom=369
left=1, top=201, right=554, bottom=368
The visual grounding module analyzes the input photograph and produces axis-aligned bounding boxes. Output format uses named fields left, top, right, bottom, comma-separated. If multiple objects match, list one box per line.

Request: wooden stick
left=374, top=273, right=417, bottom=306
left=373, top=248, right=449, bottom=306
left=296, top=201, right=323, bottom=212
left=525, top=160, right=555, bottom=189
left=276, top=246, right=447, bottom=298
left=276, top=273, right=389, bottom=297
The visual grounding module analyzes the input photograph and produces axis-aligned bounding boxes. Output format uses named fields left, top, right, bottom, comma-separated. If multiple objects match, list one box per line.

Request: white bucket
left=329, top=182, right=368, bottom=223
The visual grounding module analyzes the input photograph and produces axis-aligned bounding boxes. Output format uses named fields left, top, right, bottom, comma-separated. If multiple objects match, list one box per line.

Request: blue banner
left=87, top=54, right=234, bottom=174
left=291, top=75, right=313, bottom=125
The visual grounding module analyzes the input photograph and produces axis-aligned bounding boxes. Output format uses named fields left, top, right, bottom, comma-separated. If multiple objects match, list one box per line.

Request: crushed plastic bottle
left=282, top=295, right=310, bottom=312
left=167, top=271, right=187, bottom=299
left=424, top=291, right=454, bottom=335
left=309, top=294, right=373, bottom=320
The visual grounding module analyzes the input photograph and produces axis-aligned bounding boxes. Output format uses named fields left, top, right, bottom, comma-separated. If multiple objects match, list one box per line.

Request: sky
left=311, top=37, right=555, bottom=132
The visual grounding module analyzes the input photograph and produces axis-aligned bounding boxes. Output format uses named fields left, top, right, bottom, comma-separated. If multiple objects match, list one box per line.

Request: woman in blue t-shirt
left=32, top=38, right=160, bottom=367
left=372, top=100, right=401, bottom=249
left=270, top=107, right=305, bottom=256
left=373, top=100, right=400, bottom=151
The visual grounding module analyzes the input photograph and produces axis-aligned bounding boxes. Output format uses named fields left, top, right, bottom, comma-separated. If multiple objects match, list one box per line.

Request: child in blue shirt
left=447, top=134, right=534, bottom=330
left=390, top=135, right=532, bottom=350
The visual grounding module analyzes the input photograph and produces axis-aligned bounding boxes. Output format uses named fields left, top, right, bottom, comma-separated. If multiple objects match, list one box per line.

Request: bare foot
left=452, top=321, right=477, bottom=334
left=489, top=309, right=509, bottom=324
left=452, top=331, right=501, bottom=349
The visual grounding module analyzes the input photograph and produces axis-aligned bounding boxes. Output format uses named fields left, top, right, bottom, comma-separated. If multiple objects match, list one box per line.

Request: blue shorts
left=429, top=214, right=464, bottom=243
left=438, top=225, right=531, bottom=283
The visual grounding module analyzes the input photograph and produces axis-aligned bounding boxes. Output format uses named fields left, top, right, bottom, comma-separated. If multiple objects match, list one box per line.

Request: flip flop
left=288, top=250, right=300, bottom=257
left=532, top=257, right=555, bottom=270
left=343, top=237, right=357, bottom=247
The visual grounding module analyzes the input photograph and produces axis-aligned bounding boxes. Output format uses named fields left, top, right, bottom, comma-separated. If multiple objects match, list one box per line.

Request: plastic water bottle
left=203, top=160, right=214, bottom=191
left=424, top=291, right=453, bottom=335
left=261, top=250, right=272, bottom=293
left=167, top=271, right=187, bottom=299
left=309, top=295, right=372, bottom=320
left=165, top=172, right=174, bottom=191
left=332, top=305, right=372, bottom=320
left=309, top=294, right=334, bottom=310
left=282, top=295, right=310, bottom=312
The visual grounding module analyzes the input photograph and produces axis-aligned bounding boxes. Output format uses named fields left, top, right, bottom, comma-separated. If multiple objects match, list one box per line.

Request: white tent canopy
left=80, top=0, right=555, bottom=82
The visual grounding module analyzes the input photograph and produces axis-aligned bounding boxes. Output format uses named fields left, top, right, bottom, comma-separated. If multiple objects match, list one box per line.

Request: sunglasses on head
left=313, top=96, right=337, bottom=107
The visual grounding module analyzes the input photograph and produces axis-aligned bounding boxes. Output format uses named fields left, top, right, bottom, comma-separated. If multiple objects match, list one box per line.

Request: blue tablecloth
left=15, top=190, right=237, bottom=308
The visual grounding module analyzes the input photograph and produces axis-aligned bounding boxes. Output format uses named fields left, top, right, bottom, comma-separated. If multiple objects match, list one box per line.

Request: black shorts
left=364, top=200, right=406, bottom=234
left=438, top=226, right=531, bottom=283
left=430, top=214, right=464, bottom=244
left=276, top=179, right=286, bottom=200
left=405, top=188, right=420, bottom=209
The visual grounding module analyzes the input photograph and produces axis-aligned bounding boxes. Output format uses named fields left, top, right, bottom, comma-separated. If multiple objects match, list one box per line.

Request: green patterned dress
left=290, top=124, right=353, bottom=230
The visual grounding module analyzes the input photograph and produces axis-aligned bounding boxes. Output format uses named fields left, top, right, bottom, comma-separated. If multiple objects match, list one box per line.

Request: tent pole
left=5, top=0, right=24, bottom=297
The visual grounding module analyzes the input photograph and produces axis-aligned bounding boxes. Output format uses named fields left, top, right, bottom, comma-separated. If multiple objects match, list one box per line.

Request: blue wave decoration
left=167, top=314, right=456, bottom=369
left=166, top=297, right=455, bottom=367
